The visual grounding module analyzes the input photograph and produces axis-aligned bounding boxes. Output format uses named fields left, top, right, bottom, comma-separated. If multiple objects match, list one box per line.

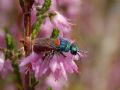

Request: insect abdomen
left=33, top=44, right=54, bottom=54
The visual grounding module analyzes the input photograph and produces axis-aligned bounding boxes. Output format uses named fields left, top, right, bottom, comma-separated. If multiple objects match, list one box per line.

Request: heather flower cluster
left=19, top=0, right=85, bottom=80
left=0, top=0, right=85, bottom=90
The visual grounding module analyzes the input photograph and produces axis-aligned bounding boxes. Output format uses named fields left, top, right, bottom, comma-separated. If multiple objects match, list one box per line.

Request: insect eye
left=70, top=43, right=78, bottom=55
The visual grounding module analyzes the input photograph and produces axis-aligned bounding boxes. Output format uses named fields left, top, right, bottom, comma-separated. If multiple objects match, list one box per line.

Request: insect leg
left=48, top=50, right=55, bottom=60
left=42, top=50, right=55, bottom=60
left=42, top=52, right=50, bottom=60
left=59, top=51, right=66, bottom=57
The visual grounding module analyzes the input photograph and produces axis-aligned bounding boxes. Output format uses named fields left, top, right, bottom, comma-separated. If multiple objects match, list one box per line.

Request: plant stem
left=23, top=0, right=34, bottom=90
left=24, top=0, right=32, bottom=55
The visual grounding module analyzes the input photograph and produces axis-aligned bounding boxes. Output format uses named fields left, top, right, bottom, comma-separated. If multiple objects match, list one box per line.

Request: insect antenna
left=77, top=50, right=87, bottom=60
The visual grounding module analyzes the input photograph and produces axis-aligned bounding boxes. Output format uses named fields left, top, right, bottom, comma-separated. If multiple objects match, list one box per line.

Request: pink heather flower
left=50, top=0, right=57, bottom=11
left=45, top=75, right=68, bottom=90
left=0, top=52, right=13, bottom=78
left=38, top=18, right=64, bottom=38
left=20, top=50, right=84, bottom=80
left=33, top=1, right=72, bottom=38
left=19, top=52, right=42, bottom=72
left=49, top=11, right=72, bottom=37
left=38, top=19, right=54, bottom=38
left=35, top=74, right=68, bottom=90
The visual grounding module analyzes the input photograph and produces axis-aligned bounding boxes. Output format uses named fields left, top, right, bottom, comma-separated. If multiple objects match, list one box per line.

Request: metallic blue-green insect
left=58, top=38, right=79, bottom=55
left=33, top=37, right=80, bottom=57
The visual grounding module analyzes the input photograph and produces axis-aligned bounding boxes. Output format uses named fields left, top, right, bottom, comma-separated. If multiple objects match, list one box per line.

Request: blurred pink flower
left=45, top=75, right=68, bottom=90
left=4, top=83, right=16, bottom=90
left=10, top=25, right=22, bottom=41
left=0, top=0, right=13, bottom=12
left=0, top=29, right=6, bottom=48
left=0, top=0, right=14, bottom=27
left=0, top=52, right=13, bottom=78
left=57, top=0, right=81, bottom=20
left=108, top=60, right=120, bottom=90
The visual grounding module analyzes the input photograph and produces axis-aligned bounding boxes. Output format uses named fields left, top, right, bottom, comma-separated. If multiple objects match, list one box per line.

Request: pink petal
left=54, top=68, right=61, bottom=80
left=36, top=58, right=50, bottom=80
left=19, top=52, right=40, bottom=67
left=60, top=62, right=67, bottom=80
left=49, top=55, right=58, bottom=72
left=0, top=53, right=4, bottom=71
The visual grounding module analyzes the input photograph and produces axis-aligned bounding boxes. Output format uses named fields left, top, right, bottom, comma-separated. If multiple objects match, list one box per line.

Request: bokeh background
left=0, top=0, right=120, bottom=90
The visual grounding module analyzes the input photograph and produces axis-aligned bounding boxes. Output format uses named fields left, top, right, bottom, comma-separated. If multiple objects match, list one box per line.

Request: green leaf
left=37, top=0, right=51, bottom=15
left=4, top=28, right=23, bottom=89
left=12, top=61, right=23, bottom=87
left=51, top=28, right=60, bottom=39
left=31, top=0, right=51, bottom=39
left=29, top=74, right=39, bottom=90
left=31, top=15, right=46, bottom=39
left=47, top=86, right=52, bottom=90
left=5, top=30, right=15, bottom=50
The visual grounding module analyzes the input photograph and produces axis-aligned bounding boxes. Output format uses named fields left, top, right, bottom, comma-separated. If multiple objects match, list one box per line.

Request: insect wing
left=32, top=38, right=57, bottom=53
left=33, top=38, right=51, bottom=47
